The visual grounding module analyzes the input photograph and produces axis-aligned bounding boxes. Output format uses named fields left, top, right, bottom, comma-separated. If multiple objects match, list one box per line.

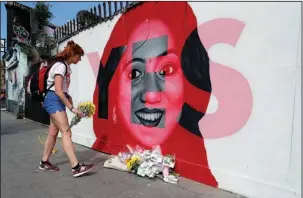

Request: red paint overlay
left=86, top=2, right=253, bottom=188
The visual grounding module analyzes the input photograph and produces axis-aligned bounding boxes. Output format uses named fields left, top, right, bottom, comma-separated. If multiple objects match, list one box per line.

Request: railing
left=54, top=1, right=141, bottom=41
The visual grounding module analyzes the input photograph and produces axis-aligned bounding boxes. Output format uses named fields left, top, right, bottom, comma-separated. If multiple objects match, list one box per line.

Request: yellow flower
left=125, top=156, right=140, bottom=171
left=76, top=101, right=96, bottom=117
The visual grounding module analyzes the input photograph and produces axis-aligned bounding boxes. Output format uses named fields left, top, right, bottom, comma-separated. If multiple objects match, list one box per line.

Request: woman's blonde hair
left=55, top=40, right=84, bottom=61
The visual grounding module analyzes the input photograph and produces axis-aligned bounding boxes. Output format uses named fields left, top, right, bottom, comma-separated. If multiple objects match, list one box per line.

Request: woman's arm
left=67, top=93, right=73, bottom=106
left=54, top=75, right=73, bottom=110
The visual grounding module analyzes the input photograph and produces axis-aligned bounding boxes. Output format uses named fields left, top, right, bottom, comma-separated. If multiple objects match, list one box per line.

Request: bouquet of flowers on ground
left=126, top=155, right=141, bottom=171
left=67, top=101, right=96, bottom=132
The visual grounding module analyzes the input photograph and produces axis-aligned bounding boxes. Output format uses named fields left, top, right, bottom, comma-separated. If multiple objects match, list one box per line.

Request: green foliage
left=31, top=2, right=55, bottom=59
left=33, top=2, right=54, bottom=30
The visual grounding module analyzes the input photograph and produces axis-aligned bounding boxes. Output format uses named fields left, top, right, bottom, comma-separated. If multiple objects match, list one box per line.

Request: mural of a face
left=117, top=20, right=184, bottom=146
left=92, top=2, right=217, bottom=187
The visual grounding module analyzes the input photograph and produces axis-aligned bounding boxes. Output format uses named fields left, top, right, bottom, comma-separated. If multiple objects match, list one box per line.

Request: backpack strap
left=44, top=61, right=68, bottom=94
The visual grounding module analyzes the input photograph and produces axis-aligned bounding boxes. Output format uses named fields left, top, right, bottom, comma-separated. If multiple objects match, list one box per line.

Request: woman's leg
left=50, top=111, right=79, bottom=168
left=39, top=117, right=60, bottom=171
left=50, top=110, right=95, bottom=177
left=42, top=117, right=59, bottom=162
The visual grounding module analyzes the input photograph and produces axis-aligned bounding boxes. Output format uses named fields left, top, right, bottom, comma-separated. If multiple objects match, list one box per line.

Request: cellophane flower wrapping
left=103, top=144, right=179, bottom=184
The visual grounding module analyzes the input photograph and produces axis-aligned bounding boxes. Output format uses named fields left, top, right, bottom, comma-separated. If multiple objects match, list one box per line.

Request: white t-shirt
left=46, top=62, right=71, bottom=93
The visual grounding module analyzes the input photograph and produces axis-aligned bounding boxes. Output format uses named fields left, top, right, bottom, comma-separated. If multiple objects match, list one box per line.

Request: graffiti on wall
left=13, top=25, right=30, bottom=44
left=5, top=46, right=20, bottom=90
left=86, top=2, right=253, bottom=187
left=12, top=17, right=31, bottom=45
left=4, top=43, right=27, bottom=115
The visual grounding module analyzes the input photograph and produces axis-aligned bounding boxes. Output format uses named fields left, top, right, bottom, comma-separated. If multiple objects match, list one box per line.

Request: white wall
left=58, top=2, right=301, bottom=198
left=189, top=2, right=301, bottom=198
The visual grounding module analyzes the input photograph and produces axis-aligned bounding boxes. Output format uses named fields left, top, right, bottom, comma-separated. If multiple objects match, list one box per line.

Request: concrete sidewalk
left=1, top=111, right=245, bottom=198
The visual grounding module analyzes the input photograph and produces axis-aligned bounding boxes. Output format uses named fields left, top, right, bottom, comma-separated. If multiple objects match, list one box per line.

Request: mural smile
left=135, top=108, right=164, bottom=127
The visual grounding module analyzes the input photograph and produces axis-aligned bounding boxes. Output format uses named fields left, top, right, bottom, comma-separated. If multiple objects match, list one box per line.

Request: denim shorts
left=43, top=91, right=69, bottom=115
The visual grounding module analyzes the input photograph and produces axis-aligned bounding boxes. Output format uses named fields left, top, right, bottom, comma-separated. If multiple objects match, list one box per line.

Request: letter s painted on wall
left=198, top=18, right=253, bottom=139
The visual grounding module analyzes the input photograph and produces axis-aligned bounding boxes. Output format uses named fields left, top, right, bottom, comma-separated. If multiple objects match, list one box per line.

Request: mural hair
left=178, top=28, right=212, bottom=138
left=181, top=28, right=211, bottom=93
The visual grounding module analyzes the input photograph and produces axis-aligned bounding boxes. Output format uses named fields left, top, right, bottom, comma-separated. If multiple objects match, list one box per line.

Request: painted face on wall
left=116, top=20, right=184, bottom=147
left=92, top=2, right=217, bottom=187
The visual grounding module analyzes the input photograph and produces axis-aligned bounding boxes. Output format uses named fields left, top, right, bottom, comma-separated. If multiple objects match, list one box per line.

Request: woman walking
left=39, top=40, right=95, bottom=177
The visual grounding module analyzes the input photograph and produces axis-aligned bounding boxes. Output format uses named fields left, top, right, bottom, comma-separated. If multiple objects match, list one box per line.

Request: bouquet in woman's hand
left=67, top=101, right=96, bottom=131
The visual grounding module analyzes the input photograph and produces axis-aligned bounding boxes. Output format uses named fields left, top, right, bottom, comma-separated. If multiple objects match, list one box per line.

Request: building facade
left=2, top=2, right=57, bottom=120
left=0, top=60, right=5, bottom=91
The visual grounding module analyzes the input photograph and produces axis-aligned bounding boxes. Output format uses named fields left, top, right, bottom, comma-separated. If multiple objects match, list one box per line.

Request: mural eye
left=159, top=65, right=175, bottom=76
left=129, top=69, right=142, bottom=80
